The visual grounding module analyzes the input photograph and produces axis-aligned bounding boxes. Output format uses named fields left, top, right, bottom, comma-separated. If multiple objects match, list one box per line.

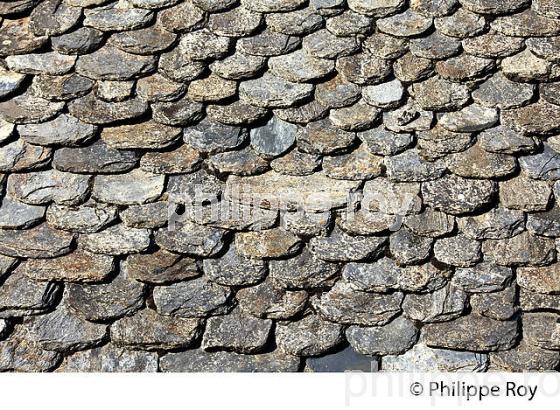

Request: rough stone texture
left=0, top=0, right=558, bottom=373
left=347, top=317, right=419, bottom=356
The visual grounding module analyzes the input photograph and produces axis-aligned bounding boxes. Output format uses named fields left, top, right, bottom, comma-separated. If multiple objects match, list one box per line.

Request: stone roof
left=0, top=0, right=559, bottom=372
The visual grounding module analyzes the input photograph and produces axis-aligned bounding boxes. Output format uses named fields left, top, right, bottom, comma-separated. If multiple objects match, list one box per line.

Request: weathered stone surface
left=338, top=209, right=399, bottom=236
left=452, top=262, right=512, bottom=293
left=390, top=228, right=433, bottom=265
left=152, top=96, right=204, bottom=126
left=527, top=204, right=560, bottom=237
left=520, top=146, right=560, bottom=180
left=434, top=234, right=481, bottom=267
left=336, top=52, right=393, bottom=85
left=68, top=93, right=148, bottom=125
left=358, top=127, right=413, bottom=156
left=302, top=29, right=359, bottom=59
left=282, top=209, right=331, bottom=236
left=502, top=49, right=552, bottom=82
left=0, top=327, right=61, bottom=372
left=158, top=47, right=205, bottom=82
left=412, top=76, right=469, bottom=111
left=110, top=24, right=176, bottom=55
left=424, top=315, right=518, bottom=352
left=0, top=223, right=73, bottom=258
left=46, top=201, right=117, bottom=233
left=463, top=32, right=524, bottom=59
left=125, top=250, right=198, bottom=285
left=202, top=310, right=272, bottom=353
left=524, top=313, right=560, bottom=350
left=309, top=228, right=387, bottom=262
left=362, top=178, right=422, bottom=215
left=447, top=144, right=517, bottom=179
left=167, top=169, right=224, bottom=204
left=18, top=249, right=113, bottom=283
left=140, top=145, right=201, bottom=174
left=81, top=225, right=151, bottom=256
left=0, top=67, right=26, bottom=98
left=66, top=272, right=145, bottom=321
left=58, top=345, right=158, bottom=372
left=136, top=73, right=185, bottom=102
left=383, top=342, right=488, bottom=372
left=84, top=4, right=153, bottom=32
left=26, top=303, right=107, bottom=352
left=269, top=49, right=334, bottom=83
left=385, top=149, right=446, bottom=182
left=92, top=169, right=164, bottom=206
left=499, top=175, right=551, bottom=212
left=271, top=150, right=321, bottom=176
left=329, top=99, right=381, bottom=132
left=434, top=8, right=485, bottom=38
left=436, top=53, right=494, bottom=82
left=422, top=175, right=496, bottom=215
left=482, top=232, right=557, bottom=267
left=179, top=28, right=231, bottom=61
left=478, top=126, right=537, bottom=155
left=238, top=29, right=300, bottom=57
left=306, top=346, right=379, bottom=372
left=7, top=171, right=87, bottom=206
left=491, top=9, right=560, bottom=37
left=51, top=27, right=104, bottom=55
left=404, top=208, right=454, bottom=237
left=160, top=349, right=300, bottom=372
left=322, top=145, right=383, bottom=180
left=7, top=52, right=76, bottom=76
left=249, top=117, right=297, bottom=158
left=471, top=285, right=517, bottom=321
left=76, top=46, right=155, bottom=81
left=521, top=290, right=560, bottom=315
left=266, top=6, right=324, bottom=35
left=327, top=10, right=373, bottom=36
left=277, top=314, right=344, bottom=356
left=102, top=121, right=181, bottom=149
left=235, top=229, right=301, bottom=259
left=240, top=73, right=314, bottom=108
left=518, top=264, right=560, bottom=294
left=204, top=246, right=266, bottom=286
left=0, top=18, right=48, bottom=57
left=270, top=247, right=339, bottom=289
left=347, top=0, right=406, bottom=17
left=0, top=93, right=64, bottom=124
left=155, top=221, right=226, bottom=257
left=225, top=171, right=360, bottom=212
left=492, top=339, right=560, bottom=372
left=394, top=52, right=435, bottom=82
left=0, top=140, right=51, bottom=172
left=18, top=114, right=96, bottom=147
left=402, top=284, right=467, bottom=323
left=153, top=278, right=232, bottom=318
left=0, top=274, right=60, bottom=318
left=236, top=278, right=308, bottom=319
left=111, top=308, right=201, bottom=351
left=377, top=9, right=432, bottom=37
left=188, top=75, right=237, bottom=103
left=527, top=37, right=560, bottom=63
left=347, top=316, right=419, bottom=356
left=409, top=31, right=461, bottom=60
left=363, top=79, right=404, bottom=109
left=160, top=1, right=205, bottom=32
left=31, top=73, right=94, bottom=101
left=459, top=208, right=525, bottom=240
left=313, top=281, right=403, bottom=326
left=473, top=73, right=535, bottom=110
left=53, top=140, right=138, bottom=174
left=503, top=102, right=560, bottom=136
